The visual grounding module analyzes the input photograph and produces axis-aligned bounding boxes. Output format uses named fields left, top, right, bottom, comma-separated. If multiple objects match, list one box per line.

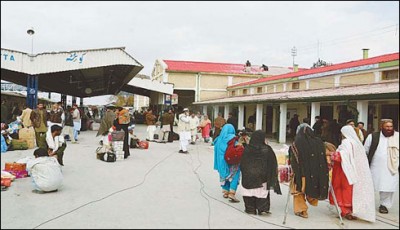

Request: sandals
left=228, top=193, right=240, bottom=203
left=344, top=214, right=358, bottom=220
left=295, top=211, right=308, bottom=218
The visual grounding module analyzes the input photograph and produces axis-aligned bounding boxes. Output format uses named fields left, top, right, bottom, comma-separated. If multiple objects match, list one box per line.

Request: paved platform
left=1, top=124, right=398, bottom=229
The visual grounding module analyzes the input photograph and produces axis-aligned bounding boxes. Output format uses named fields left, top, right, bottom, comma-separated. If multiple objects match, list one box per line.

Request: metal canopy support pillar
left=80, top=98, right=84, bottom=107
left=61, top=94, right=67, bottom=110
left=279, top=103, right=287, bottom=143
left=256, top=103, right=263, bottom=130
left=26, top=75, right=38, bottom=109
left=72, top=96, right=77, bottom=105
left=238, top=104, right=245, bottom=130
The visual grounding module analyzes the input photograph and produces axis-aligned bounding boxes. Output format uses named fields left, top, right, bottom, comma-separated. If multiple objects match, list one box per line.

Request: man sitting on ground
left=46, top=125, right=67, bottom=166
left=27, top=148, right=63, bottom=194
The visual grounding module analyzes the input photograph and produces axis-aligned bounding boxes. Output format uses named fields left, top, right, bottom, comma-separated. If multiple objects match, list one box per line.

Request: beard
left=382, top=129, right=395, bottom=137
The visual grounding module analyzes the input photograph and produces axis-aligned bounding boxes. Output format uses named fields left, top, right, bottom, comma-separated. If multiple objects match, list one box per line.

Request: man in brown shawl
left=97, top=106, right=115, bottom=138
left=213, top=113, right=226, bottom=140
left=289, top=125, right=329, bottom=218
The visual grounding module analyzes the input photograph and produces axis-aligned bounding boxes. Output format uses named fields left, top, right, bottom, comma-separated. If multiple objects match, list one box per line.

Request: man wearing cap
left=178, top=108, right=191, bottom=154
left=364, top=119, right=399, bottom=214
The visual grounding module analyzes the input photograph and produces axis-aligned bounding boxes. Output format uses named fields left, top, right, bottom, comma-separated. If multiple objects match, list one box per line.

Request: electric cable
left=190, top=142, right=294, bottom=229
left=32, top=151, right=176, bottom=229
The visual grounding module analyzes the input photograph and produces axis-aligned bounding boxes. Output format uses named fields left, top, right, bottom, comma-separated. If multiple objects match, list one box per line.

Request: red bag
left=224, top=137, right=244, bottom=165
left=139, top=141, right=149, bottom=149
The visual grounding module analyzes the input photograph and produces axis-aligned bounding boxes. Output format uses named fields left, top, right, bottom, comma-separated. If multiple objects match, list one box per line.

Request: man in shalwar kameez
left=364, top=119, right=399, bottom=214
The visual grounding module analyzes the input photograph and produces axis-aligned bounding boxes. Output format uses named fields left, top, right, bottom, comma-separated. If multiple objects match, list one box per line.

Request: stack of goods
left=18, top=127, right=36, bottom=149
left=4, top=162, right=29, bottom=179
left=112, top=141, right=125, bottom=160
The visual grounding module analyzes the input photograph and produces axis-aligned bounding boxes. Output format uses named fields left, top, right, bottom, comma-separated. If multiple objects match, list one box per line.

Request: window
left=231, top=90, right=236, bottom=96
left=257, top=87, right=263, bottom=93
left=292, top=82, right=300, bottom=90
left=382, top=70, right=399, bottom=81
left=243, top=89, right=248, bottom=95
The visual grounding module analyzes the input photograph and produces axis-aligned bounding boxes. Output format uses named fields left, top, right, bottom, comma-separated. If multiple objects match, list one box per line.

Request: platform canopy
left=1, top=47, right=144, bottom=97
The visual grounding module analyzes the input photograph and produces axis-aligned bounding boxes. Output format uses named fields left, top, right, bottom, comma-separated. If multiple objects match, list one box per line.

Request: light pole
left=26, top=27, right=38, bottom=109
left=291, top=46, right=297, bottom=67
left=27, top=27, right=35, bottom=58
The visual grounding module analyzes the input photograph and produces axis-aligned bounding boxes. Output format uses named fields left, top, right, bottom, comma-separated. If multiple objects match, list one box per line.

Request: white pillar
left=238, top=104, right=245, bottom=130
left=224, top=105, right=230, bottom=120
left=256, top=104, right=263, bottom=130
left=202, top=105, right=208, bottom=116
left=357, top=101, right=369, bottom=128
left=311, top=102, right=321, bottom=126
left=213, top=105, right=219, bottom=119
left=279, top=103, right=287, bottom=143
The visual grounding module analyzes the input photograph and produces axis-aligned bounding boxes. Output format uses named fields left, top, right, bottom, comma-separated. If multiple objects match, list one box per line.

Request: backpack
left=225, top=137, right=244, bottom=165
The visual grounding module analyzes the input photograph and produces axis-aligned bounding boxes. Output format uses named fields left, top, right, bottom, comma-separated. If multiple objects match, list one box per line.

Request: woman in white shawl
left=329, top=125, right=375, bottom=222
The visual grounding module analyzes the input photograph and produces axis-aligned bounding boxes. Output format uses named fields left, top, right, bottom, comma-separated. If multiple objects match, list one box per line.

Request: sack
left=111, top=131, right=125, bottom=141
left=98, top=152, right=116, bottom=162
left=139, top=141, right=149, bottom=149
left=96, top=146, right=111, bottom=159
left=224, top=137, right=244, bottom=165
left=153, top=134, right=159, bottom=140
left=172, top=132, right=179, bottom=141
left=18, top=127, right=35, bottom=139
left=11, top=139, right=28, bottom=150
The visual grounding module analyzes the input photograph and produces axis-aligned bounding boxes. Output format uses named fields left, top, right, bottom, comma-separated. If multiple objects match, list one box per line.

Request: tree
left=108, top=92, right=134, bottom=107
left=311, top=59, right=332, bottom=69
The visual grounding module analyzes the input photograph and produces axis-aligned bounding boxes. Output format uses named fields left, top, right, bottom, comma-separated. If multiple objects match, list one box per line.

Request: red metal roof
left=229, top=52, right=399, bottom=88
left=163, top=60, right=291, bottom=75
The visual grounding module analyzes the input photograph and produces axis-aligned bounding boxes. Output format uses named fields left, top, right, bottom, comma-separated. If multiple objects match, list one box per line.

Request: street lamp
left=27, top=27, right=35, bottom=57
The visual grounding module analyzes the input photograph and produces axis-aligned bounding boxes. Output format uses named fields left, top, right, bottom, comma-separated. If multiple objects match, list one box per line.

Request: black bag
left=153, top=134, right=159, bottom=140
left=209, top=129, right=214, bottom=137
left=167, top=131, right=174, bottom=142
left=130, top=138, right=139, bottom=148
left=99, top=152, right=116, bottom=162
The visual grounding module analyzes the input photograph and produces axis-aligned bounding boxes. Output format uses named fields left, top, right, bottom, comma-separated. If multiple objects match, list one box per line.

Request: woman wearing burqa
left=289, top=125, right=329, bottom=218
left=240, top=130, right=282, bottom=215
left=214, top=124, right=241, bottom=202
left=329, top=125, right=375, bottom=221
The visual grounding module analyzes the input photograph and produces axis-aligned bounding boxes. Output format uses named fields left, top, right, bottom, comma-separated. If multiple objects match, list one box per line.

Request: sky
left=1, top=1, right=399, bottom=105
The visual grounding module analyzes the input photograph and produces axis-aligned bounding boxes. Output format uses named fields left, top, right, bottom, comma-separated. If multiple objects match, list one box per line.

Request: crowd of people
left=212, top=117, right=398, bottom=222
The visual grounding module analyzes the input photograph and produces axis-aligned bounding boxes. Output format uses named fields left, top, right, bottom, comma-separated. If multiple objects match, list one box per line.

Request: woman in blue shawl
left=214, top=124, right=241, bottom=202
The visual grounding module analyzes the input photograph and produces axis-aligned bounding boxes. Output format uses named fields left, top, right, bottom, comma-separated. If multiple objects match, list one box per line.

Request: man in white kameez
left=178, top=108, right=191, bottom=154
left=364, top=119, right=399, bottom=214
left=189, top=112, right=199, bottom=144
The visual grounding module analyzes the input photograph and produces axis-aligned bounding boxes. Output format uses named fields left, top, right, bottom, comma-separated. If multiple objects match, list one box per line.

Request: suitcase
left=5, top=162, right=27, bottom=171
left=11, top=139, right=28, bottom=150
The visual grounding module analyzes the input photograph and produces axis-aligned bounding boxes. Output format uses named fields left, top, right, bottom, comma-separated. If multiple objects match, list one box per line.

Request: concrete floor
left=1, top=124, right=398, bottom=229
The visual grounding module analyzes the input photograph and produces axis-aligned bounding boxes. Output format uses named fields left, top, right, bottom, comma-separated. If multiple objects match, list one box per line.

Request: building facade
left=151, top=59, right=295, bottom=113
left=194, top=51, right=399, bottom=143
